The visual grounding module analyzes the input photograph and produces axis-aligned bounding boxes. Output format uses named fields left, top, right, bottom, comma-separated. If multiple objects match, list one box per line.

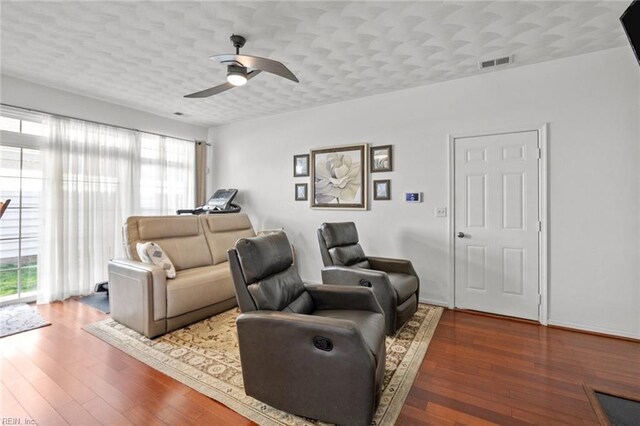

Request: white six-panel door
left=454, top=131, right=540, bottom=320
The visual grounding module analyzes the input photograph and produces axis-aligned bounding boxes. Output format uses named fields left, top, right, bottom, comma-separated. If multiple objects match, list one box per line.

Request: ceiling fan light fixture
left=227, top=65, right=248, bottom=86
left=184, top=34, right=298, bottom=98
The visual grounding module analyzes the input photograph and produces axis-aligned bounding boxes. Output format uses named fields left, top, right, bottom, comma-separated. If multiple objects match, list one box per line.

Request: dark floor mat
left=78, top=293, right=110, bottom=314
left=596, top=392, right=640, bottom=426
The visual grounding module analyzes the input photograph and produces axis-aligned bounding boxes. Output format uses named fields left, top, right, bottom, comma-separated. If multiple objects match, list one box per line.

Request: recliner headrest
left=235, top=232, right=293, bottom=283
left=319, top=222, right=359, bottom=249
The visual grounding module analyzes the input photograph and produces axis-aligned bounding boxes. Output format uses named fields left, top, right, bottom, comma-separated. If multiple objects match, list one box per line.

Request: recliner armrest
left=236, top=310, right=377, bottom=368
left=236, top=311, right=382, bottom=425
left=305, top=284, right=383, bottom=314
left=367, top=256, right=418, bottom=278
left=238, top=311, right=370, bottom=339
left=321, top=265, right=398, bottom=335
left=321, top=266, right=394, bottom=294
left=321, top=265, right=389, bottom=285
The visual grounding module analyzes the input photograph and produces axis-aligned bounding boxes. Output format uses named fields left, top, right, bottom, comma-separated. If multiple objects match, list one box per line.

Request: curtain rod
left=0, top=103, right=211, bottom=146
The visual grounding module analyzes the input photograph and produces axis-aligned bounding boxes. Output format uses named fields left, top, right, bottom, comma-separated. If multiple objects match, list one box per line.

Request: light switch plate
left=435, top=207, right=447, bottom=217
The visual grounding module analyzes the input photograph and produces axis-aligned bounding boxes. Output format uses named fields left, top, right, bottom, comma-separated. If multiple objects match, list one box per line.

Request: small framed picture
left=293, top=154, right=310, bottom=177
left=373, top=179, right=391, bottom=200
left=295, top=183, right=308, bottom=201
left=370, top=145, right=392, bottom=172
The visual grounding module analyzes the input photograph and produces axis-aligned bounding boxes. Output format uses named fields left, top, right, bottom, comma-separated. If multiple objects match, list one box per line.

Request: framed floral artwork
left=373, top=179, right=391, bottom=200
left=370, top=145, right=392, bottom=172
left=311, top=144, right=368, bottom=209
left=295, top=183, right=308, bottom=201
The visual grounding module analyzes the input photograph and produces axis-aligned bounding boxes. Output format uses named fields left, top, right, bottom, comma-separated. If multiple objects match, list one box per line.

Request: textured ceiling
left=0, top=1, right=630, bottom=127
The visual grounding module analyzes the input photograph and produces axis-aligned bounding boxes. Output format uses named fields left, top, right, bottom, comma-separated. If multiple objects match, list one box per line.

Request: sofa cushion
left=202, top=214, right=255, bottom=264
left=125, top=216, right=213, bottom=271
left=138, top=216, right=200, bottom=239
left=166, top=263, right=236, bottom=318
left=387, top=272, right=418, bottom=303
left=149, top=236, right=213, bottom=271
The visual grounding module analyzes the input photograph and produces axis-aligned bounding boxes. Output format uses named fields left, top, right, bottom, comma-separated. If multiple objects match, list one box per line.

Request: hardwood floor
left=1, top=301, right=639, bottom=425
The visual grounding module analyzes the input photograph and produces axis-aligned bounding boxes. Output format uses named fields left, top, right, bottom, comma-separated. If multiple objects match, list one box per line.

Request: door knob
left=457, top=232, right=465, bottom=238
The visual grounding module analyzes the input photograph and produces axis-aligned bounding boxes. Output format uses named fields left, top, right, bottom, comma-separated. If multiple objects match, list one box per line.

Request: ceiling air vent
left=479, top=55, right=512, bottom=70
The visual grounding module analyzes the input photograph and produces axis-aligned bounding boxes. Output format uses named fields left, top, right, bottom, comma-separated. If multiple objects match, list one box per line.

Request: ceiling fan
left=184, top=35, right=299, bottom=98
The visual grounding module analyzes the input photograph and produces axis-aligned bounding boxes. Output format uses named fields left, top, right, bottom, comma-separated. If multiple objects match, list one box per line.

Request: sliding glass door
left=0, top=106, right=196, bottom=304
left=0, top=146, right=42, bottom=304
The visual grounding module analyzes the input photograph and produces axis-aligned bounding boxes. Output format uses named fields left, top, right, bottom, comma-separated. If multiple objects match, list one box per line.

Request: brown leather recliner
left=228, top=232, right=386, bottom=426
left=317, top=222, right=420, bottom=335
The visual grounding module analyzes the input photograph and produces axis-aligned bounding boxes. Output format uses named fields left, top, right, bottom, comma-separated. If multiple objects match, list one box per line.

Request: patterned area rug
left=85, top=304, right=442, bottom=425
left=0, top=303, right=51, bottom=338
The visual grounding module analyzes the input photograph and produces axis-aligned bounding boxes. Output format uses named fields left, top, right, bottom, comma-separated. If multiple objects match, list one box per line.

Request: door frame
left=447, top=123, right=549, bottom=324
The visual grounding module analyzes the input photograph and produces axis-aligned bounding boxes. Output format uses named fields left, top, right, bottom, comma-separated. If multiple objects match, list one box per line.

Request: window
left=0, top=116, right=20, bottom=133
left=0, top=115, right=45, bottom=136
left=0, top=106, right=197, bottom=303
left=139, top=133, right=195, bottom=215
left=0, top=146, right=41, bottom=303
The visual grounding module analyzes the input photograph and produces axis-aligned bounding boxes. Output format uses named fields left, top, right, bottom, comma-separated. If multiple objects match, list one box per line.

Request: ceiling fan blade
left=212, top=54, right=298, bottom=83
left=184, top=82, right=233, bottom=98
left=184, top=70, right=262, bottom=98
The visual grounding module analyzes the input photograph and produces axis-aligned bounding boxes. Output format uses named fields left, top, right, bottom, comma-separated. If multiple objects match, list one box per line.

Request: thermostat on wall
left=405, top=192, right=422, bottom=202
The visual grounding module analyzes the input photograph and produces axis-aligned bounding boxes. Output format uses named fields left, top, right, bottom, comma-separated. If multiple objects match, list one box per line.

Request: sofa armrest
left=305, top=284, right=383, bottom=314
left=367, top=256, right=418, bottom=278
left=110, top=258, right=164, bottom=274
left=108, top=258, right=167, bottom=338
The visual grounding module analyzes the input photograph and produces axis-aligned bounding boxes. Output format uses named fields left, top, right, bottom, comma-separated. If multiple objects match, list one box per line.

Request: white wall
left=211, top=47, right=640, bottom=339
left=1, top=75, right=207, bottom=141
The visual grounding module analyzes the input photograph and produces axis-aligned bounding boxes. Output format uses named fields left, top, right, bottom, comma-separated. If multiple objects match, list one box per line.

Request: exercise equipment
left=177, top=189, right=241, bottom=215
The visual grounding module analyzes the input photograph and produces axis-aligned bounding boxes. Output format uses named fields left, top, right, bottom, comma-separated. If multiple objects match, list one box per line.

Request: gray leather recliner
left=317, top=222, right=420, bottom=335
left=227, top=232, right=386, bottom=426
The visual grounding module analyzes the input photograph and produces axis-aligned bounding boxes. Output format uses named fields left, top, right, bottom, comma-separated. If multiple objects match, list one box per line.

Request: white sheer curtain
left=38, top=117, right=140, bottom=303
left=37, top=116, right=195, bottom=303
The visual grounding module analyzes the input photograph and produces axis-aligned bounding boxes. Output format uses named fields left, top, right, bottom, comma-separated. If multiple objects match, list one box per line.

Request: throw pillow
left=136, top=242, right=152, bottom=264
left=136, top=242, right=176, bottom=279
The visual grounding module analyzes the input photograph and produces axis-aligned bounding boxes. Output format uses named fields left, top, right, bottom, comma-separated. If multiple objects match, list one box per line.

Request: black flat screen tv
left=621, top=0, right=640, bottom=65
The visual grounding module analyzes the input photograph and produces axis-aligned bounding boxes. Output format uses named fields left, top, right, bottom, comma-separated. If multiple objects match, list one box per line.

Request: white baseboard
left=547, top=318, right=639, bottom=340
left=419, top=297, right=449, bottom=308
left=410, top=304, right=639, bottom=340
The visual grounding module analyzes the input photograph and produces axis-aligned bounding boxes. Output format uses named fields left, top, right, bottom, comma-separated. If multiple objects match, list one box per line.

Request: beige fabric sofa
left=108, top=213, right=255, bottom=338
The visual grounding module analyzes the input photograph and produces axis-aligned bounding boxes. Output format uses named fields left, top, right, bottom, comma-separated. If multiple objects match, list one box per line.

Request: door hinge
left=537, top=221, right=542, bottom=232
left=536, top=148, right=542, bottom=159
left=538, top=294, right=542, bottom=305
